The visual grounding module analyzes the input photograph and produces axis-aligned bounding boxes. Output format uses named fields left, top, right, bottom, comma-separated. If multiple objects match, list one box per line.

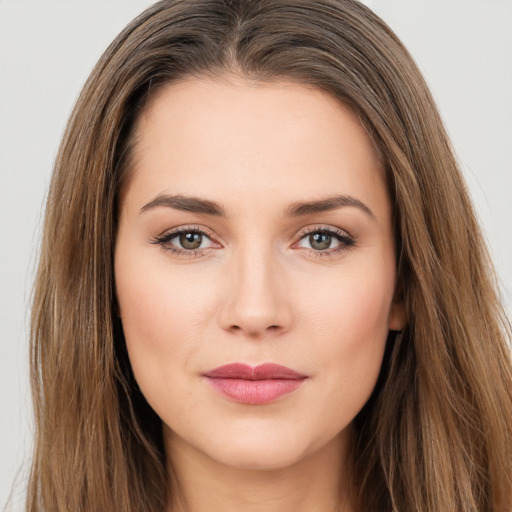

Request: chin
left=208, top=438, right=309, bottom=471
left=194, top=423, right=342, bottom=472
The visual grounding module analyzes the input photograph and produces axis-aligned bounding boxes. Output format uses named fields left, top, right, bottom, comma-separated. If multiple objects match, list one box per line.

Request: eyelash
left=150, top=226, right=218, bottom=258
left=150, top=225, right=356, bottom=258
left=295, top=226, right=356, bottom=257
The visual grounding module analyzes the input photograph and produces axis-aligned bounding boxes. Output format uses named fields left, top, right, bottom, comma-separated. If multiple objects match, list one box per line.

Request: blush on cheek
left=307, top=282, right=392, bottom=395
left=312, top=274, right=392, bottom=335
left=116, top=269, right=169, bottom=368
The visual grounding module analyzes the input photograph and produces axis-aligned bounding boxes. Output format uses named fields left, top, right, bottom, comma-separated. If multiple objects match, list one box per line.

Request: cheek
left=114, top=251, right=215, bottom=394
left=299, top=258, right=394, bottom=345
left=297, top=264, right=394, bottom=409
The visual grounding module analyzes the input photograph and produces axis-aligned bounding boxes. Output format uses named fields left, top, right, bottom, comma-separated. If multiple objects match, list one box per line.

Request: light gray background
left=1, top=1, right=511, bottom=509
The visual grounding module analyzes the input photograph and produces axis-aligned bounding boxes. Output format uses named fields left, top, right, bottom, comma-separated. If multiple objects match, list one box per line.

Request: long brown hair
left=28, top=1, right=512, bottom=511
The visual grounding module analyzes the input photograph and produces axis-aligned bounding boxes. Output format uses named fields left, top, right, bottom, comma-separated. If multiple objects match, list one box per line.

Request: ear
left=388, top=284, right=406, bottom=331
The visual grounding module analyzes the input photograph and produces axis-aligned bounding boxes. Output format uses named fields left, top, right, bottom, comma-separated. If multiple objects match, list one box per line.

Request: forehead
left=126, top=75, right=389, bottom=218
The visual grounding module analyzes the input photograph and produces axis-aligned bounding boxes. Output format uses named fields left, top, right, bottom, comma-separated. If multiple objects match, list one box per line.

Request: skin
left=115, top=76, right=405, bottom=512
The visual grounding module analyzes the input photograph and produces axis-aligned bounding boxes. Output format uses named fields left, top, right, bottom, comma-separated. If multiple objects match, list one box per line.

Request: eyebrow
left=286, top=195, right=375, bottom=220
left=140, top=194, right=226, bottom=216
left=140, top=193, right=375, bottom=220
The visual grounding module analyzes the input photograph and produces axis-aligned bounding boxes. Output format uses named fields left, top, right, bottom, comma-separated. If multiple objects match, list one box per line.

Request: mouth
left=202, top=363, right=308, bottom=405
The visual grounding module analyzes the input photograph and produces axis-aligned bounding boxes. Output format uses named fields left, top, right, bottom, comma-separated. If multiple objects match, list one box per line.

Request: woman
left=27, top=1, right=512, bottom=511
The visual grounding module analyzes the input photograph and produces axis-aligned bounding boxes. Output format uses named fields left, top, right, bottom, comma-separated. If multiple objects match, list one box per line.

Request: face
left=115, top=76, right=405, bottom=472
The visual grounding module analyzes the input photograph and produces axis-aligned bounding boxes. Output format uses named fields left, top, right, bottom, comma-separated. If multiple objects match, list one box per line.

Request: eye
left=176, top=231, right=207, bottom=250
left=295, top=227, right=355, bottom=255
left=306, top=232, right=334, bottom=251
left=151, top=227, right=218, bottom=255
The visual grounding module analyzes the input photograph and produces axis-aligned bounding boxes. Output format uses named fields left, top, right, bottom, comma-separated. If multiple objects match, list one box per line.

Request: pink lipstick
left=203, top=363, right=307, bottom=405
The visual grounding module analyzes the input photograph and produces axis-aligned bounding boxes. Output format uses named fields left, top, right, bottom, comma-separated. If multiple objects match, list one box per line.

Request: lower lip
left=204, top=377, right=306, bottom=405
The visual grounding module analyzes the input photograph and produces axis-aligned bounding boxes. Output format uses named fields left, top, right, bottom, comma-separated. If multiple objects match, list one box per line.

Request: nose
left=218, top=245, right=292, bottom=338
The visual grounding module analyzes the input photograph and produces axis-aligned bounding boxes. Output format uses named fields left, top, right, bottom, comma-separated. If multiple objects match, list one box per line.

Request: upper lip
left=203, top=363, right=308, bottom=380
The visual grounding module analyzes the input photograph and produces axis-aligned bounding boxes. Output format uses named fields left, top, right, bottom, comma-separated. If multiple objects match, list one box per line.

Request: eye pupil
left=180, top=232, right=202, bottom=249
left=310, top=232, right=331, bottom=250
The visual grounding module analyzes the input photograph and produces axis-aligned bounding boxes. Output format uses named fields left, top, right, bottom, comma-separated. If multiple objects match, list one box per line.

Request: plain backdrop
left=1, top=1, right=511, bottom=509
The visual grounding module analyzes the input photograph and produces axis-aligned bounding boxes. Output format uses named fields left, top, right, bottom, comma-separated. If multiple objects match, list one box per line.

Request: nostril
left=227, top=324, right=282, bottom=336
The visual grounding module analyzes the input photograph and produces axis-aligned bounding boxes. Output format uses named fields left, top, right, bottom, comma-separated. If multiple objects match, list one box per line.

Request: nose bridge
left=220, top=237, right=290, bottom=336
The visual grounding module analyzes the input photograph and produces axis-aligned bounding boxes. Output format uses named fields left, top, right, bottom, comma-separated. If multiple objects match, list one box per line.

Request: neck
left=164, top=426, right=355, bottom=512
